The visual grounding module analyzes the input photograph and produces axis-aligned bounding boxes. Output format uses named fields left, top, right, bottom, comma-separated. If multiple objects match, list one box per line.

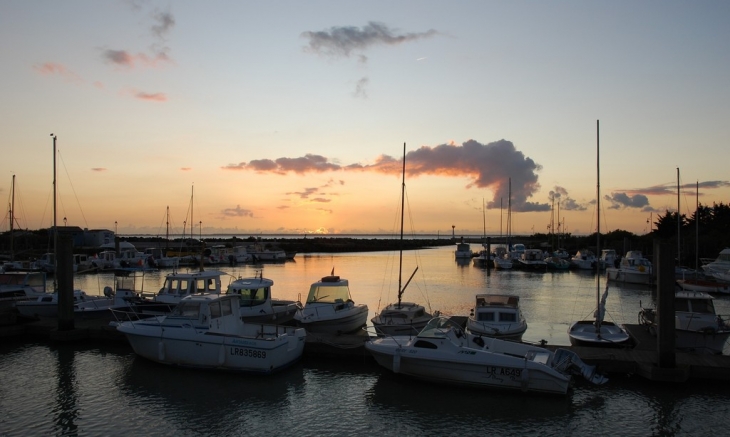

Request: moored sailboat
left=371, top=143, right=434, bottom=336
left=568, top=120, right=631, bottom=347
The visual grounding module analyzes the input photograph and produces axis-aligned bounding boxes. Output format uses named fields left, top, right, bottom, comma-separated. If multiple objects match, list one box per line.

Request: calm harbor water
left=2, top=244, right=730, bottom=436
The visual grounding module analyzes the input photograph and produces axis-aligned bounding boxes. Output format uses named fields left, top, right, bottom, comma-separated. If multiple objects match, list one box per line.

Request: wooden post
left=655, top=239, right=675, bottom=368
left=57, top=234, right=75, bottom=331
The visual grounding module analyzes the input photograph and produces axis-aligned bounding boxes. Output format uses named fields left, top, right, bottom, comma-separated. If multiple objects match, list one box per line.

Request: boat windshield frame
left=418, top=317, right=461, bottom=338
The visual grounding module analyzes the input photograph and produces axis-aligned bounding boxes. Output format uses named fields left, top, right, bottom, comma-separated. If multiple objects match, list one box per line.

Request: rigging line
left=57, top=149, right=90, bottom=229
left=403, top=186, right=432, bottom=312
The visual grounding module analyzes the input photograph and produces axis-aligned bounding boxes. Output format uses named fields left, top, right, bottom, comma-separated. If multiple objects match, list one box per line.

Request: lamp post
left=115, top=221, right=118, bottom=235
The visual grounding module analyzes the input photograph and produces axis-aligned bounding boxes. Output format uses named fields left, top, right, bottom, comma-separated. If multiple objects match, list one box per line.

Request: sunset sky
left=1, top=1, right=729, bottom=238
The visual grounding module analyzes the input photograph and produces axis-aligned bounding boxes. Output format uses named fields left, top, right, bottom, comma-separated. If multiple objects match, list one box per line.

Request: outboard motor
left=552, top=348, right=609, bottom=385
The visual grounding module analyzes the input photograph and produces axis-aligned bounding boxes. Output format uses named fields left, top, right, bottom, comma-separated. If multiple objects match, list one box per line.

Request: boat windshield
left=306, top=283, right=350, bottom=304
left=171, top=301, right=202, bottom=318
left=232, top=287, right=268, bottom=306
left=418, top=317, right=461, bottom=337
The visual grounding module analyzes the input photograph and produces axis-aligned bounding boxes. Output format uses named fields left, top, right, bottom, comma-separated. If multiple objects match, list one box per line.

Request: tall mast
left=51, top=134, right=58, bottom=286
left=677, top=167, right=680, bottom=267
left=596, top=120, right=601, bottom=330
left=9, top=174, right=14, bottom=261
left=165, top=205, right=170, bottom=249
left=397, top=143, right=405, bottom=307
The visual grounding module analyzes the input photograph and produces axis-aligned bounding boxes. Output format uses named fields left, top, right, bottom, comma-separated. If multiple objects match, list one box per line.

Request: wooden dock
left=3, top=317, right=730, bottom=383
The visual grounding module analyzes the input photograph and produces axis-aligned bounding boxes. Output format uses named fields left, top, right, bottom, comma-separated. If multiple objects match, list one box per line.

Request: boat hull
left=606, top=268, right=653, bottom=285
left=567, top=320, right=631, bottom=347
left=676, top=279, right=730, bottom=295
left=365, top=338, right=570, bottom=395
left=674, top=328, right=730, bottom=355
left=296, top=305, right=368, bottom=334
left=119, top=322, right=306, bottom=373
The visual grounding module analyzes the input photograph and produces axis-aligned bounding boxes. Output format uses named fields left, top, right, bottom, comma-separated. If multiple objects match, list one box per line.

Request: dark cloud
left=101, top=49, right=171, bottom=68
left=101, top=8, right=175, bottom=68
left=222, top=154, right=341, bottom=175
left=91, top=168, right=106, bottom=172
left=151, top=11, right=175, bottom=39
left=227, top=140, right=547, bottom=213
left=604, top=192, right=651, bottom=210
left=357, top=140, right=547, bottom=212
left=286, top=187, right=319, bottom=199
left=301, top=21, right=438, bottom=62
left=549, top=186, right=586, bottom=211
left=221, top=205, right=253, bottom=218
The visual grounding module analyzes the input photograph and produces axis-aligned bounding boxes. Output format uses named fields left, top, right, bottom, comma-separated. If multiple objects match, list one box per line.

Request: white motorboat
left=465, top=294, right=527, bottom=340
left=143, top=247, right=180, bottom=268
left=492, top=247, right=513, bottom=270
left=245, top=243, right=287, bottom=262
left=454, top=239, right=472, bottom=259
left=371, top=144, right=434, bottom=337
left=701, top=248, right=730, bottom=278
left=568, top=122, right=631, bottom=348
left=600, top=249, right=619, bottom=269
left=0, top=271, right=49, bottom=316
left=517, top=249, right=547, bottom=270
left=365, top=316, right=608, bottom=395
left=226, top=273, right=300, bottom=324
left=639, top=290, right=730, bottom=354
left=606, top=250, right=653, bottom=285
left=570, top=250, right=598, bottom=270
left=16, top=288, right=136, bottom=320
left=135, top=269, right=226, bottom=315
left=116, top=294, right=306, bottom=374
left=295, top=273, right=368, bottom=334
left=508, top=243, right=526, bottom=263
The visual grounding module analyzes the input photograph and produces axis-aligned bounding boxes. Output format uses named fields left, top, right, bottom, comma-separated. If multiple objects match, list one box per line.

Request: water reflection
left=51, top=344, right=80, bottom=435
left=119, top=356, right=306, bottom=435
left=366, top=371, right=574, bottom=434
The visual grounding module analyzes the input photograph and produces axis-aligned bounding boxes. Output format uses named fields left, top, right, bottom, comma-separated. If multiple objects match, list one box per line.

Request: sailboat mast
left=507, top=178, right=512, bottom=249
left=51, top=134, right=58, bottom=284
left=696, top=181, right=699, bottom=272
left=596, top=120, right=601, bottom=331
left=677, top=167, right=680, bottom=268
left=9, top=174, right=14, bottom=261
left=397, top=143, right=405, bottom=306
left=165, top=205, right=170, bottom=248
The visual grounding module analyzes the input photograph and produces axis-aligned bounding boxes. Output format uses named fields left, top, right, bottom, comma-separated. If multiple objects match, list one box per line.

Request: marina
left=3, top=243, right=730, bottom=435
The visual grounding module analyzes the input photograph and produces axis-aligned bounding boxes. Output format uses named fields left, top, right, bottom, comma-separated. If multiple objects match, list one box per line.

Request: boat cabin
left=305, top=275, right=352, bottom=306
left=227, top=277, right=273, bottom=306
left=157, top=271, right=223, bottom=302
left=472, top=294, right=520, bottom=323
